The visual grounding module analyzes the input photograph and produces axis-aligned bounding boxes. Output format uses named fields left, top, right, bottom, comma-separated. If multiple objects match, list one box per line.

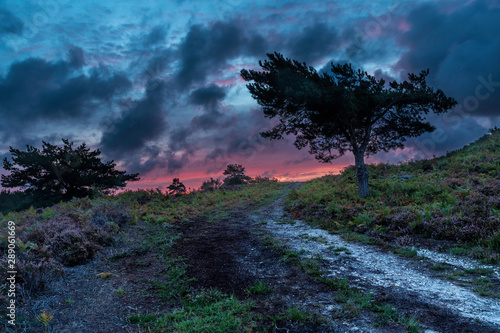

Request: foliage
left=248, top=175, right=279, bottom=184
left=285, top=128, right=500, bottom=261
left=245, top=281, right=275, bottom=295
left=200, top=177, right=222, bottom=192
left=222, top=164, right=252, bottom=186
left=0, top=190, right=34, bottom=214
left=36, top=310, right=53, bottom=333
left=1, top=139, right=139, bottom=207
left=0, top=195, right=134, bottom=298
left=167, top=178, right=187, bottom=196
left=241, top=53, right=457, bottom=197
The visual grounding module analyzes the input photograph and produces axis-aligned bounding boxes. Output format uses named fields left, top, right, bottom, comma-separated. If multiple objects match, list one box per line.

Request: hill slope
left=285, top=127, right=500, bottom=263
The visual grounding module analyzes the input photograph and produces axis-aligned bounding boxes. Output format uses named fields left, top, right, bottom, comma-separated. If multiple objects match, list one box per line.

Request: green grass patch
left=429, top=263, right=452, bottom=271
left=393, top=247, right=418, bottom=258
left=464, top=267, right=494, bottom=275
left=153, top=291, right=256, bottom=332
left=245, top=281, right=275, bottom=295
left=128, top=313, right=157, bottom=324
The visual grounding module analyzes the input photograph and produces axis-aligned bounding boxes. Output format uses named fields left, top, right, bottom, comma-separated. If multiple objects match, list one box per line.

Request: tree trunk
left=354, top=150, right=369, bottom=198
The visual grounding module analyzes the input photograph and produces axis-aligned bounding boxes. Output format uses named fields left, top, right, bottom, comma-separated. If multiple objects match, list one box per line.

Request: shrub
left=0, top=256, right=64, bottom=295
left=200, top=178, right=222, bottom=192
left=51, top=229, right=97, bottom=266
left=91, top=202, right=133, bottom=227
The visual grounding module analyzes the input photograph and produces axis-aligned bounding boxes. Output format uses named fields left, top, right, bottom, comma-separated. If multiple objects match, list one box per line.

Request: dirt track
left=175, top=184, right=500, bottom=332
left=14, top=183, right=500, bottom=332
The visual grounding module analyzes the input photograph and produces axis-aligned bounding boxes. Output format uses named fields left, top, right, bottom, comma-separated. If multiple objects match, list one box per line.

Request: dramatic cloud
left=0, top=9, right=23, bottom=35
left=1, top=0, right=499, bottom=189
left=100, top=81, right=168, bottom=157
left=144, top=25, right=168, bottom=47
left=0, top=47, right=131, bottom=138
left=287, top=23, right=339, bottom=63
left=175, top=21, right=268, bottom=88
left=396, top=0, right=500, bottom=117
left=189, top=84, right=228, bottom=130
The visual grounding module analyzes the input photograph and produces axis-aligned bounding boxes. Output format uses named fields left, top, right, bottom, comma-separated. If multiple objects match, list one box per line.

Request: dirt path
left=175, top=184, right=500, bottom=332
left=248, top=184, right=500, bottom=332
left=14, top=183, right=500, bottom=332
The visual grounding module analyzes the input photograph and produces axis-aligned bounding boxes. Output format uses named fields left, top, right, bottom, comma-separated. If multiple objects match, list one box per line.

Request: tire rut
left=248, top=184, right=500, bottom=332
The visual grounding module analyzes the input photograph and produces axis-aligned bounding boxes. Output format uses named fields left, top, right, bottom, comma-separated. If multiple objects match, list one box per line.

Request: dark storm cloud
left=100, top=80, right=167, bottom=156
left=175, top=21, right=268, bottom=88
left=144, top=25, right=168, bottom=46
left=287, top=23, right=339, bottom=63
left=189, top=84, right=228, bottom=130
left=189, top=84, right=226, bottom=109
left=396, top=0, right=500, bottom=117
left=0, top=47, right=131, bottom=137
left=68, top=46, right=85, bottom=68
left=0, top=9, right=23, bottom=35
left=168, top=126, right=191, bottom=151
left=206, top=147, right=225, bottom=161
left=120, top=144, right=194, bottom=176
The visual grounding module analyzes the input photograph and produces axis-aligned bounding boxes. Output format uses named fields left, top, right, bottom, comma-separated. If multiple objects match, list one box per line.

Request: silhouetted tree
left=1, top=139, right=139, bottom=206
left=223, top=164, right=251, bottom=185
left=200, top=177, right=222, bottom=192
left=167, top=178, right=187, bottom=195
left=241, top=53, right=457, bottom=197
left=0, top=190, right=33, bottom=214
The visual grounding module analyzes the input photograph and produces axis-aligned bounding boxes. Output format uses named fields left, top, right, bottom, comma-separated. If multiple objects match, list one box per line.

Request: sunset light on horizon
left=1, top=0, right=499, bottom=191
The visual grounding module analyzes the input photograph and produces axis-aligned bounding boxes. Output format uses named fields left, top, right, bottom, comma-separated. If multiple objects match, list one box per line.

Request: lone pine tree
left=241, top=53, right=457, bottom=197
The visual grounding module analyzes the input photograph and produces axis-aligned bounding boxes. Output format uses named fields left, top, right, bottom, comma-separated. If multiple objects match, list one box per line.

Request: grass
left=149, top=257, right=195, bottom=300
left=245, top=281, right=275, bottom=295
left=153, top=292, right=256, bottom=333
left=450, top=246, right=470, bottom=256
left=263, top=234, right=422, bottom=330
left=400, top=315, right=421, bottom=333
left=429, top=263, right=451, bottom=271
left=285, top=306, right=314, bottom=322
left=393, top=247, right=419, bottom=258
left=471, top=277, right=500, bottom=298
left=115, top=288, right=126, bottom=298
left=373, top=304, right=398, bottom=326
left=328, top=246, right=352, bottom=255
left=285, top=128, right=500, bottom=263
left=428, top=264, right=500, bottom=298
left=464, top=267, right=494, bottom=275
left=128, top=313, right=158, bottom=324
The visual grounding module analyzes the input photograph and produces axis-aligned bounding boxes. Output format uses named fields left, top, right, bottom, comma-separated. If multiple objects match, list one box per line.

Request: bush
left=91, top=201, right=133, bottom=227
left=51, top=229, right=97, bottom=266
left=0, top=255, right=64, bottom=296
left=200, top=178, right=222, bottom=192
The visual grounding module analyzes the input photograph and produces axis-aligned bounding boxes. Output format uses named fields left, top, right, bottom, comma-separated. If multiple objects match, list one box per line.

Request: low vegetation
left=285, top=128, right=500, bottom=263
left=0, top=178, right=285, bottom=316
left=0, top=129, right=498, bottom=331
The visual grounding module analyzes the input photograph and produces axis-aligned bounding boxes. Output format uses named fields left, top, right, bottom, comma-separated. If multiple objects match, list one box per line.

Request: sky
left=0, top=0, right=499, bottom=190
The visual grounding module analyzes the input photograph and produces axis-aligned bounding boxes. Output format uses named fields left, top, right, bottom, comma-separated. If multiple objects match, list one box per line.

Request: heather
left=285, top=128, right=500, bottom=262
left=0, top=179, right=285, bottom=301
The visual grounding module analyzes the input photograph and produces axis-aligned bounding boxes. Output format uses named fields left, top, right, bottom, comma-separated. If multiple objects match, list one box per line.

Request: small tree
left=200, top=177, right=222, bottom=192
left=1, top=139, right=139, bottom=205
left=241, top=53, right=457, bottom=197
left=167, top=178, right=187, bottom=196
left=222, top=164, right=251, bottom=186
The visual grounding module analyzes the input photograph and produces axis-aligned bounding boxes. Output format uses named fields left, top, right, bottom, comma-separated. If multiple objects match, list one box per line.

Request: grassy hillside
left=0, top=180, right=287, bottom=329
left=285, top=127, right=500, bottom=263
left=1, top=130, right=499, bottom=331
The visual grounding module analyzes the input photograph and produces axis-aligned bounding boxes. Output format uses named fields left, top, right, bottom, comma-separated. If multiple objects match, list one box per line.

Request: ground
left=12, top=183, right=500, bottom=332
